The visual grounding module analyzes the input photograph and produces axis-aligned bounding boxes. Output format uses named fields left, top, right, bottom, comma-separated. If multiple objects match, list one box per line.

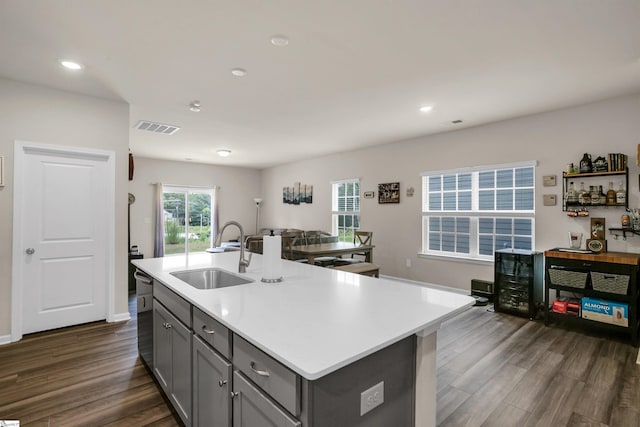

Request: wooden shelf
left=563, top=170, right=627, bottom=178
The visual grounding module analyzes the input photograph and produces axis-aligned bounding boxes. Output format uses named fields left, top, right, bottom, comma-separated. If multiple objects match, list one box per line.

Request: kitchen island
left=133, top=251, right=474, bottom=427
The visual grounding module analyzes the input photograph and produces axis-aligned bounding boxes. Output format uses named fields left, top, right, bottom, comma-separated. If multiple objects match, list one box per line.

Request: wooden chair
left=245, top=235, right=263, bottom=254
left=304, top=230, right=338, bottom=266
left=334, top=231, right=373, bottom=265
left=281, top=231, right=307, bottom=262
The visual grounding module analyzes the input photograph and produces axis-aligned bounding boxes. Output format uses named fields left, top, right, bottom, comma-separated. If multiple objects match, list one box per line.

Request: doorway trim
left=11, top=140, right=116, bottom=342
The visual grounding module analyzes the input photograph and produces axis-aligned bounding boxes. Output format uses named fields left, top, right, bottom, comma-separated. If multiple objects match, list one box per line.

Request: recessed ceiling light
left=270, top=35, right=289, bottom=47
left=231, top=68, right=247, bottom=77
left=60, top=60, right=83, bottom=70
left=217, top=149, right=232, bottom=157
left=189, top=100, right=201, bottom=112
left=419, top=105, right=433, bottom=113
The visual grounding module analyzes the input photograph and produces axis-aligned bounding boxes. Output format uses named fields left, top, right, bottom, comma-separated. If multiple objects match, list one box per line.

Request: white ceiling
left=1, top=1, right=639, bottom=169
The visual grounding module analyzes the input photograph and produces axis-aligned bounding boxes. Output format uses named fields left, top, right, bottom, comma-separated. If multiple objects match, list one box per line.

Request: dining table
left=291, top=241, right=375, bottom=264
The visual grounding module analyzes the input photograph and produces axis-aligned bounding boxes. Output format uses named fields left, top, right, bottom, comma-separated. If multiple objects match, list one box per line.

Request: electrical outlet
left=406, top=258, right=411, bottom=268
left=360, top=381, right=384, bottom=416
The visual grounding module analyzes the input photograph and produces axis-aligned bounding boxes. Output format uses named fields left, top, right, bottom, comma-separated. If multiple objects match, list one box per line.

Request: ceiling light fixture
left=231, top=68, right=247, bottom=77
left=419, top=105, right=433, bottom=113
left=60, top=60, right=84, bottom=70
left=189, top=100, right=201, bottom=112
left=270, top=35, right=289, bottom=47
left=217, top=149, right=232, bottom=157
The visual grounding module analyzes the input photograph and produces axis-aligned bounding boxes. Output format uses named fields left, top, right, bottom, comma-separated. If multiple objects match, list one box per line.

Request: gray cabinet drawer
left=193, top=306, right=232, bottom=359
left=233, top=371, right=301, bottom=427
left=233, top=336, right=300, bottom=416
left=154, top=281, right=191, bottom=327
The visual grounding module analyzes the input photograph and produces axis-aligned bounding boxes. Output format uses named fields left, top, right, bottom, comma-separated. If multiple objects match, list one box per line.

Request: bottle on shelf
left=590, top=186, right=600, bottom=205
left=599, top=185, right=606, bottom=205
left=606, top=182, right=617, bottom=206
left=616, top=182, right=626, bottom=205
left=579, top=153, right=592, bottom=173
left=578, top=182, right=590, bottom=205
left=622, top=213, right=631, bottom=227
left=566, top=181, right=578, bottom=205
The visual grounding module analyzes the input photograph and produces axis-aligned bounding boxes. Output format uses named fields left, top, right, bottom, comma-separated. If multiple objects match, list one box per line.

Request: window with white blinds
left=332, top=179, right=360, bottom=242
left=421, top=162, right=535, bottom=261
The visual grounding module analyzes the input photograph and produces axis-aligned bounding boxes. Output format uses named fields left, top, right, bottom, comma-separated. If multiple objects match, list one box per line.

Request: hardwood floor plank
left=102, top=403, right=176, bottom=427
left=523, top=374, right=586, bottom=427
left=566, top=412, right=609, bottom=427
left=436, top=385, right=470, bottom=426
left=608, top=407, right=640, bottom=427
left=439, top=362, right=527, bottom=427
left=481, top=402, right=531, bottom=427
left=505, top=350, right=564, bottom=412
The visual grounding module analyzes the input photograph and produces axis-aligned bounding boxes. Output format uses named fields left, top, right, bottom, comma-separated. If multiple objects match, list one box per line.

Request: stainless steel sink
left=170, top=268, right=253, bottom=289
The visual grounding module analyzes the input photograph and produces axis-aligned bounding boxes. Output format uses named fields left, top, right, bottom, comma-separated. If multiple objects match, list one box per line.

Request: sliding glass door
left=163, top=186, right=213, bottom=255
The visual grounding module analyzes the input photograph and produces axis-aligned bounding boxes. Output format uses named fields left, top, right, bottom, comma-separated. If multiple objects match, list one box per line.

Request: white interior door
left=13, top=142, right=113, bottom=336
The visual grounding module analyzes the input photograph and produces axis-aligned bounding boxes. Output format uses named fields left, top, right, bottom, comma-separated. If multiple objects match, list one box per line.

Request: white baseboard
left=0, top=334, right=11, bottom=346
left=379, top=275, right=470, bottom=295
left=110, top=312, right=131, bottom=323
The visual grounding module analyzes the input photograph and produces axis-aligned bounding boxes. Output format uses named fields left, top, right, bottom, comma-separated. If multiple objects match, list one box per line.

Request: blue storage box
left=581, top=297, right=628, bottom=327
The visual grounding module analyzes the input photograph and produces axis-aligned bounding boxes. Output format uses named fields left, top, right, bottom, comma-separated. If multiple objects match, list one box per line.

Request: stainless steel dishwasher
left=135, top=269, right=153, bottom=368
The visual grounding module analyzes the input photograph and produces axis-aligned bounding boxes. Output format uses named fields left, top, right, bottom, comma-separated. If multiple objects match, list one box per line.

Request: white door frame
left=11, top=140, right=116, bottom=342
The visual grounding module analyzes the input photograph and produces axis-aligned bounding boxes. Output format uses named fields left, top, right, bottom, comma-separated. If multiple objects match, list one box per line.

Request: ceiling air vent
left=134, top=120, right=180, bottom=135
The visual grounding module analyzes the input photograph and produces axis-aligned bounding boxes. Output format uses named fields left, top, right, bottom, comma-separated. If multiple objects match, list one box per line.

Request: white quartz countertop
left=133, top=252, right=474, bottom=380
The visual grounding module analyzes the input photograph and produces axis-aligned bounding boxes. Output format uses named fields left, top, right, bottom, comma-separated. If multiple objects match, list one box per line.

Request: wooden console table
left=544, top=250, right=640, bottom=346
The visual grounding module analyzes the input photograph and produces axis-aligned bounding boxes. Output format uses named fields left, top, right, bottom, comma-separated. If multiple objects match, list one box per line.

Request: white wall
left=0, top=78, right=129, bottom=337
left=128, top=157, right=261, bottom=256
left=260, top=93, right=640, bottom=290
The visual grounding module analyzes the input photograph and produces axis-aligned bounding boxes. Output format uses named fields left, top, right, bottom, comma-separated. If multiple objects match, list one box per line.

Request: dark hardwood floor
left=437, top=306, right=640, bottom=427
left=0, top=297, right=180, bottom=427
left=1, top=298, right=639, bottom=426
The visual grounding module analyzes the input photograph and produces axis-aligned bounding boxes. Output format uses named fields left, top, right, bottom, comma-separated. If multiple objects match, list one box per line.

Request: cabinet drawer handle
left=201, top=325, right=215, bottom=335
left=250, top=361, right=270, bottom=377
left=163, top=322, right=172, bottom=329
left=231, top=391, right=239, bottom=399
left=219, top=379, right=227, bottom=387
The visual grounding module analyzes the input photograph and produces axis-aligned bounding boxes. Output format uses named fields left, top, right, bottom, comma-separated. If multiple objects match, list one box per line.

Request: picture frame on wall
left=378, top=182, right=400, bottom=204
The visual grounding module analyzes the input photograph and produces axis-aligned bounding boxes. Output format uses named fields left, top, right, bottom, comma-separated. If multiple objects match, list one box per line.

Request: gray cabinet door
left=233, top=371, right=301, bottom=427
left=171, top=314, right=192, bottom=426
left=153, top=300, right=172, bottom=393
left=192, top=335, right=232, bottom=427
left=153, top=300, right=192, bottom=426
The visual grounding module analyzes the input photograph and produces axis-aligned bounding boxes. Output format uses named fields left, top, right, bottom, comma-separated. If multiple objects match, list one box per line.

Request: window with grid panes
left=421, top=162, right=535, bottom=261
left=332, top=179, right=360, bottom=242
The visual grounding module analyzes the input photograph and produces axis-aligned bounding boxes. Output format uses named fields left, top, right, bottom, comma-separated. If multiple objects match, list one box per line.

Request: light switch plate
left=543, top=194, right=557, bottom=206
left=543, top=175, right=557, bottom=186
left=360, top=381, right=384, bottom=416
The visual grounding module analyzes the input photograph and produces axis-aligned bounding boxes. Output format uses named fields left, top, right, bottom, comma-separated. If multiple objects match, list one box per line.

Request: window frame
left=421, top=161, right=536, bottom=262
left=331, top=179, right=360, bottom=242
left=163, top=185, right=214, bottom=256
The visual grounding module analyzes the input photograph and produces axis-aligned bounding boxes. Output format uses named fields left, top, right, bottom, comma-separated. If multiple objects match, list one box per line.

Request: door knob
left=26, top=248, right=35, bottom=255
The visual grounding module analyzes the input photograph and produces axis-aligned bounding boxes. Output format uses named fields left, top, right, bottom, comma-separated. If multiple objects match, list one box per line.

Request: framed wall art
left=283, top=182, right=313, bottom=205
left=378, top=182, right=400, bottom=204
